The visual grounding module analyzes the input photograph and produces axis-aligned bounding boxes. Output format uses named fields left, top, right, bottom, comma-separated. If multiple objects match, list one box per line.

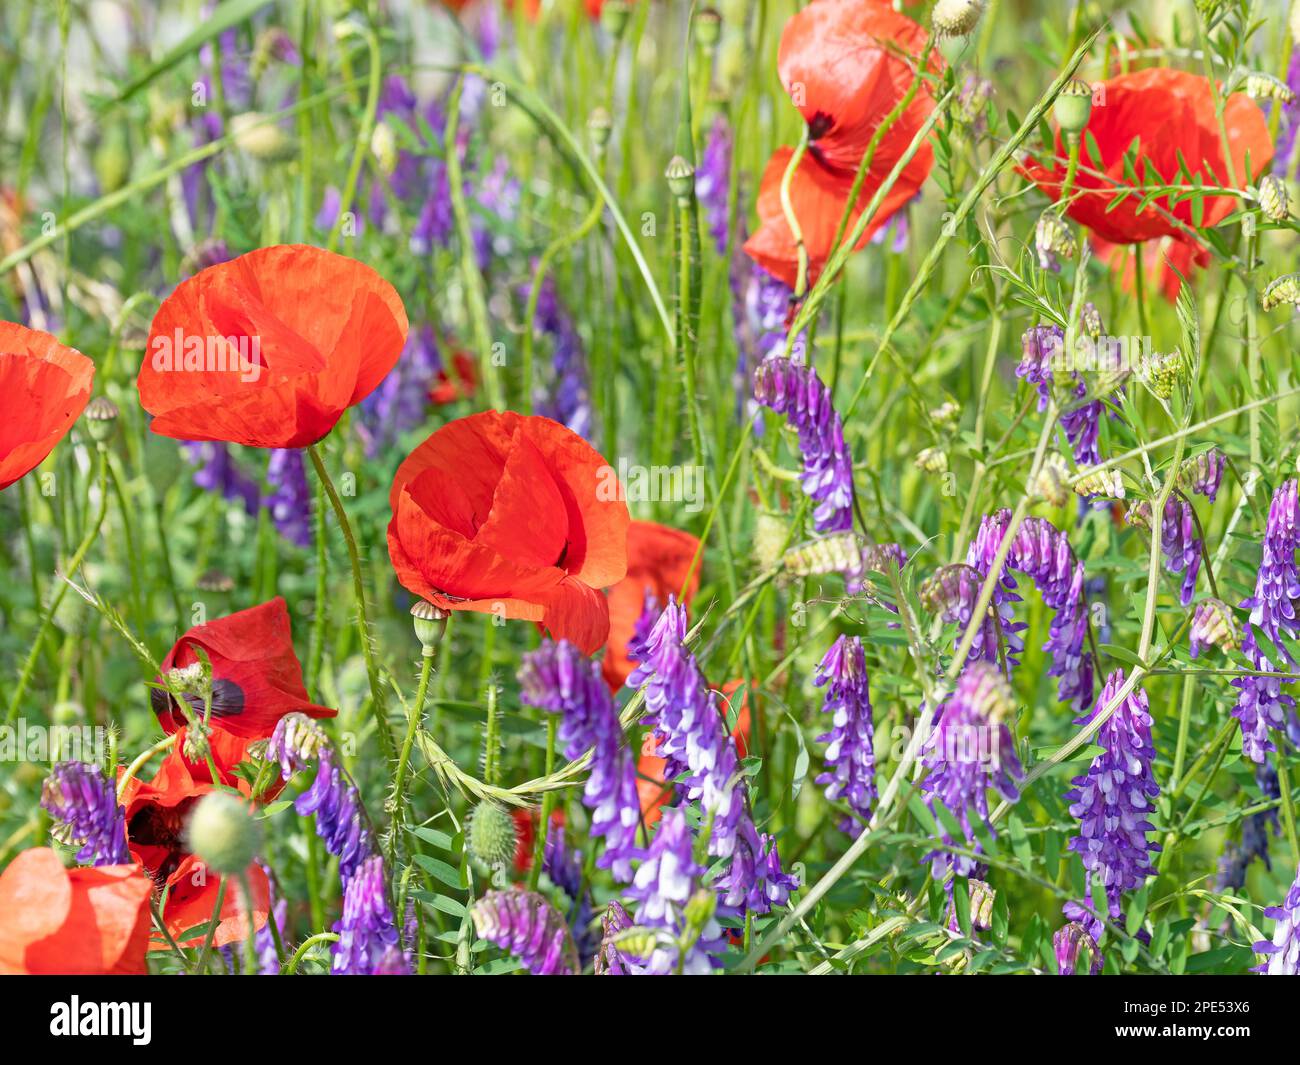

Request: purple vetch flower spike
left=1054, top=921, right=1104, bottom=975
left=920, top=662, right=1023, bottom=880
left=1253, top=860, right=1300, bottom=974
left=625, top=807, right=723, bottom=974
left=184, top=441, right=261, bottom=516
left=471, top=889, right=579, bottom=975
left=1276, top=47, right=1300, bottom=180
left=1126, top=497, right=1202, bottom=608
left=753, top=356, right=854, bottom=533
left=813, top=635, right=876, bottom=828
left=1017, top=324, right=1111, bottom=466
left=519, top=640, right=642, bottom=882
left=265, top=449, right=313, bottom=548
left=1181, top=448, right=1226, bottom=502
left=332, top=854, right=409, bottom=975
left=255, top=865, right=287, bottom=975
left=41, top=761, right=130, bottom=866
left=293, top=745, right=375, bottom=884
left=544, top=831, right=597, bottom=962
left=1232, top=480, right=1300, bottom=763
left=523, top=273, right=592, bottom=439
left=696, top=115, right=733, bottom=255
left=265, top=712, right=330, bottom=780
left=921, top=562, right=1014, bottom=672
left=628, top=598, right=799, bottom=913
left=1189, top=598, right=1241, bottom=658
left=1065, top=669, right=1161, bottom=926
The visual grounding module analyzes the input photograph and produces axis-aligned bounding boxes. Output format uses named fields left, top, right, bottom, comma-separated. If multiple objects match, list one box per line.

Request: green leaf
left=413, top=854, right=467, bottom=890
left=408, top=825, right=455, bottom=851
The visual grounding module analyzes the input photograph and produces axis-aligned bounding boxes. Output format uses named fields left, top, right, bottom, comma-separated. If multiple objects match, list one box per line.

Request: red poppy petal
left=539, top=576, right=611, bottom=655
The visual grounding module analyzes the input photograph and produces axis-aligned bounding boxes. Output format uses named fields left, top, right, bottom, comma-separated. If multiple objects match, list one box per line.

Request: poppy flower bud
left=1031, top=452, right=1070, bottom=507
left=186, top=792, right=262, bottom=876
left=1053, top=78, right=1093, bottom=135
left=1258, top=174, right=1289, bottom=223
left=467, top=800, right=518, bottom=869
left=82, top=396, right=119, bottom=443
left=1074, top=466, right=1125, bottom=500
left=932, top=0, right=984, bottom=38
left=370, top=121, right=398, bottom=176
left=665, top=155, right=695, bottom=204
left=600, top=0, right=630, bottom=37
left=410, top=599, right=449, bottom=651
left=230, top=112, right=294, bottom=162
left=587, top=107, right=613, bottom=152
left=915, top=445, right=948, bottom=474
left=693, top=8, right=722, bottom=49
left=1261, top=273, right=1300, bottom=311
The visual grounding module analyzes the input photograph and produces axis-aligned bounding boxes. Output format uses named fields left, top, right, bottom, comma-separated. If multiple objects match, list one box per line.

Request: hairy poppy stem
left=306, top=443, right=396, bottom=767
left=390, top=649, right=435, bottom=865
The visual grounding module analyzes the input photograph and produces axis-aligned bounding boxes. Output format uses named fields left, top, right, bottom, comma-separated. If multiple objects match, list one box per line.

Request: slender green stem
left=326, top=22, right=381, bottom=253
left=390, top=649, right=435, bottom=864
left=284, top=931, right=340, bottom=974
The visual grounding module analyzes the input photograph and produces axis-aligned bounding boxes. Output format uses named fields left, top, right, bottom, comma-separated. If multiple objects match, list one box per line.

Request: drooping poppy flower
left=743, top=0, right=937, bottom=289
left=637, top=680, right=752, bottom=828
left=150, top=597, right=335, bottom=743
left=1022, top=69, right=1272, bottom=248
left=137, top=244, right=408, bottom=449
left=601, top=520, right=702, bottom=691
left=0, top=322, right=95, bottom=492
left=119, top=742, right=271, bottom=948
left=0, top=848, right=153, bottom=974
left=428, top=349, right=478, bottom=405
left=387, top=411, right=630, bottom=654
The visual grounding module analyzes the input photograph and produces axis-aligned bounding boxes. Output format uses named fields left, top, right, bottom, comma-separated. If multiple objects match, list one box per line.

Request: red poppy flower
left=150, top=597, right=335, bottom=743
left=0, top=322, right=95, bottom=491
left=120, top=741, right=270, bottom=948
left=637, top=680, right=751, bottom=828
left=0, top=848, right=153, bottom=974
left=510, top=807, right=566, bottom=874
left=601, top=520, right=702, bottom=691
left=743, top=0, right=936, bottom=289
left=429, top=350, right=478, bottom=405
left=137, top=244, right=408, bottom=449
left=1021, top=69, right=1272, bottom=246
left=387, top=411, right=629, bottom=654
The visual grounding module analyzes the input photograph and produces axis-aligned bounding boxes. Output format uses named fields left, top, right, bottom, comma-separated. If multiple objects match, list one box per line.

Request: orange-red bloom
left=1022, top=69, right=1272, bottom=247
left=387, top=411, right=629, bottom=654
left=0, top=847, right=152, bottom=974
left=744, top=0, right=936, bottom=289
left=1092, top=234, right=1204, bottom=303
left=120, top=740, right=271, bottom=948
left=429, top=350, right=478, bottom=405
left=151, top=597, right=335, bottom=744
left=0, top=322, right=94, bottom=491
left=137, top=244, right=408, bottom=449
left=601, top=520, right=702, bottom=691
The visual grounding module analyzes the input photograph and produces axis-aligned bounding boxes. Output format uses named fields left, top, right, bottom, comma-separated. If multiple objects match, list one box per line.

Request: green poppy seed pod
left=1053, top=79, right=1093, bottom=135
left=932, top=0, right=985, bottom=38
left=467, top=800, right=518, bottom=868
left=1258, top=175, right=1289, bottom=223
left=587, top=107, right=613, bottom=152
left=665, top=155, right=695, bottom=204
left=186, top=792, right=262, bottom=876
left=230, top=112, right=295, bottom=162
left=410, top=599, right=449, bottom=651
left=601, top=0, right=631, bottom=37
left=82, top=396, right=119, bottom=443
left=693, top=8, right=722, bottom=49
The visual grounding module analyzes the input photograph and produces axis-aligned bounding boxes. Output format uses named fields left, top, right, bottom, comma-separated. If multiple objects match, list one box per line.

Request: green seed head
left=1053, top=79, right=1093, bottom=135
left=467, top=800, right=518, bottom=868
left=83, top=396, right=119, bottom=443
left=186, top=792, right=262, bottom=876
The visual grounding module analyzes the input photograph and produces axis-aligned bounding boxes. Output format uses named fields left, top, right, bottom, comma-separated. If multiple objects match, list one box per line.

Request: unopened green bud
left=600, top=0, right=630, bottom=37
left=410, top=599, right=449, bottom=651
left=683, top=887, right=716, bottom=933
left=932, top=0, right=985, bottom=38
left=665, top=155, right=695, bottom=203
left=186, top=792, right=262, bottom=876
left=1054, top=79, right=1093, bottom=135
left=693, top=8, right=722, bottom=49
left=467, top=800, right=517, bottom=868
left=82, top=396, right=119, bottom=443
left=587, top=107, right=613, bottom=152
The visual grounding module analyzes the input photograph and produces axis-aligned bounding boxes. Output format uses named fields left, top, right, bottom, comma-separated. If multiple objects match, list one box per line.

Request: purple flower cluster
left=332, top=854, right=409, bottom=975
left=1054, top=921, right=1103, bottom=975
left=40, top=761, right=130, bottom=866
left=813, top=635, right=876, bottom=829
left=255, top=864, right=286, bottom=975
left=1275, top=47, right=1300, bottom=180
left=471, top=889, right=579, bottom=975
left=1182, top=448, right=1226, bottom=502
left=523, top=273, right=592, bottom=439
left=920, top=663, right=1023, bottom=880
left=753, top=356, right=854, bottom=533
left=518, top=640, right=641, bottom=882
left=1255, top=860, right=1300, bottom=974
left=265, top=449, right=312, bottom=548
left=696, top=115, right=733, bottom=255
left=1128, top=497, right=1202, bottom=607
left=1232, top=480, right=1300, bottom=762
left=1064, top=670, right=1161, bottom=927
left=629, top=599, right=798, bottom=914
left=293, top=745, right=374, bottom=884
left=356, top=324, right=442, bottom=456
left=594, top=899, right=634, bottom=975
left=625, top=807, right=724, bottom=974
left=544, top=831, right=597, bottom=962
left=1016, top=324, right=1107, bottom=465
left=184, top=441, right=260, bottom=516
left=964, top=510, right=1094, bottom=712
